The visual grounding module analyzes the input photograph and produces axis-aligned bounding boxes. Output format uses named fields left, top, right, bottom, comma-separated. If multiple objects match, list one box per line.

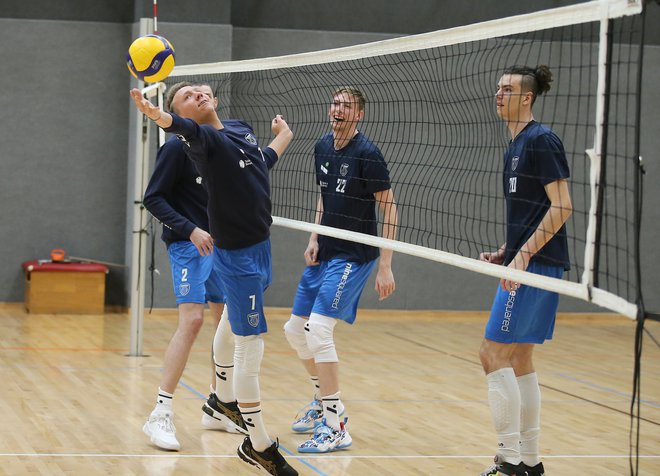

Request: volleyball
left=126, top=34, right=175, bottom=83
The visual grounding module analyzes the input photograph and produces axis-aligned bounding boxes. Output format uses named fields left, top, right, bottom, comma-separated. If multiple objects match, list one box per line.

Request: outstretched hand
left=129, top=88, right=161, bottom=120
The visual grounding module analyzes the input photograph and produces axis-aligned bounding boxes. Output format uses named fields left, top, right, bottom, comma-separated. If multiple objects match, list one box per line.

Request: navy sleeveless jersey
left=315, top=131, right=391, bottom=263
left=143, top=135, right=209, bottom=245
left=164, top=115, right=279, bottom=250
left=503, top=121, right=570, bottom=269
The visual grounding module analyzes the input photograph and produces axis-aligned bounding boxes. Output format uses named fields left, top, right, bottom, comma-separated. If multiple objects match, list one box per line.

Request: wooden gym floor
left=0, top=302, right=658, bottom=475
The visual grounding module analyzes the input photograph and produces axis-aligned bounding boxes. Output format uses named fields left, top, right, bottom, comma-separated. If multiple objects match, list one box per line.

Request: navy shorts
left=292, top=258, right=376, bottom=324
left=485, top=261, right=563, bottom=344
left=214, top=239, right=272, bottom=336
left=167, top=241, right=225, bottom=305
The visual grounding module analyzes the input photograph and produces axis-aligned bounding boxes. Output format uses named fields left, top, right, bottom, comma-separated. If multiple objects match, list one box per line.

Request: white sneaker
left=143, top=411, right=180, bottom=451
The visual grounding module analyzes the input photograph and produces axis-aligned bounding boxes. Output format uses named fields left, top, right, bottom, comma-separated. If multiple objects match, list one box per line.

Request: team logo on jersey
left=176, top=134, right=190, bottom=147
left=245, top=133, right=257, bottom=145
left=511, top=156, right=519, bottom=171
left=196, top=176, right=202, bottom=185
left=247, top=312, right=260, bottom=327
left=179, top=283, right=190, bottom=296
left=239, top=159, right=253, bottom=168
left=340, top=163, right=349, bottom=176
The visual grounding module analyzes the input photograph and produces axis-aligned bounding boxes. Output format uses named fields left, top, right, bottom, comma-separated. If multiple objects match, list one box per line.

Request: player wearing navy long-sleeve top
left=478, top=66, right=572, bottom=476
left=131, top=85, right=298, bottom=476
left=143, top=137, right=209, bottom=244
left=141, top=83, right=246, bottom=453
left=283, top=87, right=398, bottom=454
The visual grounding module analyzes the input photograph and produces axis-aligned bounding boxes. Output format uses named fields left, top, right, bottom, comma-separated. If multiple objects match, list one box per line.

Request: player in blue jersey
left=478, top=65, right=572, bottom=476
left=141, top=82, right=248, bottom=452
left=283, top=87, right=398, bottom=453
left=130, top=85, right=298, bottom=476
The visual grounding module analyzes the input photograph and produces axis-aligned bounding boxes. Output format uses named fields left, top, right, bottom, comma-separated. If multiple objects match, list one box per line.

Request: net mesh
left=165, top=5, right=643, bottom=315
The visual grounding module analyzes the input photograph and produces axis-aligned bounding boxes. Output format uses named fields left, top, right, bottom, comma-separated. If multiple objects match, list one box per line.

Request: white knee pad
left=213, top=306, right=234, bottom=365
left=284, top=314, right=313, bottom=360
left=233, top=335, right=264, bottom=403
left=305, top=313, right=338, bottom=363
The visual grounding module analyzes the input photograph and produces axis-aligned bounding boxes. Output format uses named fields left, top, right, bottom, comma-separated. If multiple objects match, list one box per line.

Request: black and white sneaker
left=479, top=455, right=525, bottom=476
left=201, top=392, right=248, bottom=434
left=521, top=462, right=545, bottom=475
left=237, top=437, right=298, bottom=476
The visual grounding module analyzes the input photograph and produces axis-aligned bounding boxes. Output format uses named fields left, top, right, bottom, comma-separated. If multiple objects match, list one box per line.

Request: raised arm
left=130, top=88, right=173, bottom=129
left=267, top=115, right=293, bottom=159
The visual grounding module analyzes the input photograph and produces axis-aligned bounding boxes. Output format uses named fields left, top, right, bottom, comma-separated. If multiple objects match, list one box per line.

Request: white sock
left=154, top=387, right=174, bottom=414
left=239, top=404, right=272, bottom=452
left=518, top=372, right=541, bottom=466
left=322, top=391, right=345, bottom=431
left=486, top=368, right=521, bottom=465
left=310, top=376, right=320, bottom=402
left=213, top=308, right=235, bottom=402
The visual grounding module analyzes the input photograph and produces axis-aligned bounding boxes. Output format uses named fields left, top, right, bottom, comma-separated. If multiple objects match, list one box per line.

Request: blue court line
left=178, top=379, right=328, bottom=476
left=557, top=373, right=660, bottom=409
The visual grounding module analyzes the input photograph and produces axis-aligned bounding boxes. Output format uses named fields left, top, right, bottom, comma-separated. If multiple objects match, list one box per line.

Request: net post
left=582, top=148, right=599, bottom=297
left=128, top=17, right=154, bottom=357
left=581, top=4, right=612, bottom=303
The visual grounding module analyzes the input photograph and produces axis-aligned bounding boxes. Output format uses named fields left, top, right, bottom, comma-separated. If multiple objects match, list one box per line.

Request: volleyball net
left=164, top=0, right=645, bottom=319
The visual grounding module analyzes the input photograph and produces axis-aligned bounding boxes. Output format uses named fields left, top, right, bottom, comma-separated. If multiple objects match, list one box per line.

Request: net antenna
left=153, top=0, right=158, bottom=34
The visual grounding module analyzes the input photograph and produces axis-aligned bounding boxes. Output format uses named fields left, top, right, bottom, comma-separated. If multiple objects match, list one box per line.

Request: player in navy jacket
left=131, top=84, right=297, bottom=476
left=478, top=66, right=573, bottom=476
left=141, top=83, right=247, bottom=452
left=283, top=87, right=398, bottom=454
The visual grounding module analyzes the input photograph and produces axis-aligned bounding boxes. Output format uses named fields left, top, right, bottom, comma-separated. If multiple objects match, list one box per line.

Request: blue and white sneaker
left=291, top=399, right=323, bottom=433
left=297, top=418, right=352, bottom=453
left=292, top=399, right=346, bottom=433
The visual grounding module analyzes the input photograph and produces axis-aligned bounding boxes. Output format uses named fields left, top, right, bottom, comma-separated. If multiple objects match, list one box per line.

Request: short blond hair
left=165, top=81, right=192, bottom=113
left=333, top=86, right=366, bottom=110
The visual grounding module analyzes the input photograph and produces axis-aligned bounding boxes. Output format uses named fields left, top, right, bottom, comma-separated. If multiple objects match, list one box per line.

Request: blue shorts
left=214, top=239, right=272, bottom=337
left=292, top=258, right=377, bottom=324
left=485, top=261, right=564, bottom=344
left=167, top=241, right=225, bottom=305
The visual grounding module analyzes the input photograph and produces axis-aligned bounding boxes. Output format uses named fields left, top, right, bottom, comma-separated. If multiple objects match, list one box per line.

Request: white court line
left=0, top=453, right=657, bottom=459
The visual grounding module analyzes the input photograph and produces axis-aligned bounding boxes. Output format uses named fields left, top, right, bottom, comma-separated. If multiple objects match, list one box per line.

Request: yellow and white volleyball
left=126, top=34, right=175, bottom=83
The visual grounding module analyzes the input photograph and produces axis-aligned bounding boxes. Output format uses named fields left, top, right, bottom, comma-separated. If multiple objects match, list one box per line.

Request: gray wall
left=1, top=1, right=658, bottom=315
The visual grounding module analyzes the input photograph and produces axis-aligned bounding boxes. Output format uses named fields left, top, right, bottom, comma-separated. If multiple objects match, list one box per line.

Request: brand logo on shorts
left=332, top=263, right=352, bottom=309
left=176, top=134, right=190, bottom=147
left=179, top=283, right=190, bottom=296
left=248, top=312, right=260, bottom=327
left=501, top=289, right=516, bottom=332
left=511, top=156, right=519, bottom=171
left=245, top=133, right=257, bottom=145
left=196, top=176, right=202, bottom=185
